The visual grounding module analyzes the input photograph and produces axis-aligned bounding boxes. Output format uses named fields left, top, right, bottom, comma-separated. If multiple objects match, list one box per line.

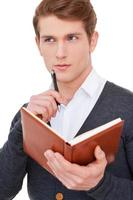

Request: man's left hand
left=44, top=145, right=107, bottom=191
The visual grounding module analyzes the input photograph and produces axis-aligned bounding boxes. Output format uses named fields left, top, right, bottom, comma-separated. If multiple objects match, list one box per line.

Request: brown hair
left=33, top=0, right=97, bottom=39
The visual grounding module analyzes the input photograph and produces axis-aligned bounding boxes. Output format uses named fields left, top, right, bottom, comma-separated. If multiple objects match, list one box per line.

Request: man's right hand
left=27, top=90, right=67, bottom=122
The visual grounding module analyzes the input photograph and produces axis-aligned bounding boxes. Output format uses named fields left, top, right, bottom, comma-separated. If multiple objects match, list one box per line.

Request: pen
left=37, top=71, right=59, bottom=120
left=51, top=70, right=60, bottom=106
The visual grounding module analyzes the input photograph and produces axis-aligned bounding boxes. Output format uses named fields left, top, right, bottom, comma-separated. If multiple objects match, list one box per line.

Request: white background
left=0, top=0, right=133, bottom=199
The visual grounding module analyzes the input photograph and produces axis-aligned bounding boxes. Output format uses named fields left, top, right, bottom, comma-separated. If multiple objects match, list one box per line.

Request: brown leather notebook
left=21, top=107, right=124, bottom=174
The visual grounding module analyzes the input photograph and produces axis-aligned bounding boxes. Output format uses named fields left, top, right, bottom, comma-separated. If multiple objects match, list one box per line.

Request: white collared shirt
left=50, top=69, right=106, bottom=141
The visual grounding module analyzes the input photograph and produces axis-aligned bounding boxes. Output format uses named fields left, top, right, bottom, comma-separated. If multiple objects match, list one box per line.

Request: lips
left=53, top=64, right=71, bottom=71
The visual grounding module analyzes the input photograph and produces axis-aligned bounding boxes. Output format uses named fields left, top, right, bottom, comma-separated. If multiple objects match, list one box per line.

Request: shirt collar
left=80, top=68, right=106, bottom=98
left=50, top=68, right=106, bottom=100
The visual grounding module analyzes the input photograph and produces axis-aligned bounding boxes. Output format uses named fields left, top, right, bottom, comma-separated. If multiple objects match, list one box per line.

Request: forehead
left=38, top=15, right=85, bottom=37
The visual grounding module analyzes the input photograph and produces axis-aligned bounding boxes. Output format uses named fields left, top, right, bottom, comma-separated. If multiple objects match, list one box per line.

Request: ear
left=35, top=36, right=42, bottom=56
left=89, top=31, right=99, bottom=53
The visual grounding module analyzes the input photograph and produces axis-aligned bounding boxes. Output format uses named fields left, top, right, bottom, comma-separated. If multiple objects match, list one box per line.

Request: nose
left=56, top=43, right=67, bottom=59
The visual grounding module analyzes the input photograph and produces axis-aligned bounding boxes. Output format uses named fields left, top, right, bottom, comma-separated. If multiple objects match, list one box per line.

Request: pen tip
left=51, top=70, right=54, bottom=75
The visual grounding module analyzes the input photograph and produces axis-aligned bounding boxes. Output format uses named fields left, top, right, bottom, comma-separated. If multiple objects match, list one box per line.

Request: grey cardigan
left=0, top=81, right=133, bottom=200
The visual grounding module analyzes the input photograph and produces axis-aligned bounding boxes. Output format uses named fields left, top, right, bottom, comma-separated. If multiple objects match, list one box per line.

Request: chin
left=57, top=76, right=72, bottom=83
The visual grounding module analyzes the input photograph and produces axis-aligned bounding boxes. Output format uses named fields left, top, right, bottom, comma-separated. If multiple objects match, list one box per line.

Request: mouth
left=53, top=64, right=71, bottom=71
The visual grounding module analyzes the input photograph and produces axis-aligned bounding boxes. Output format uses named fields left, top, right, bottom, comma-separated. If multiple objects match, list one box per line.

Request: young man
left=0, top=0, right=133, bottom=199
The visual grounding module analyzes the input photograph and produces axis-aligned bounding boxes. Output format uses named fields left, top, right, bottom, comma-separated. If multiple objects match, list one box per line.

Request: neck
left=58, top=67, right=92, bottom=102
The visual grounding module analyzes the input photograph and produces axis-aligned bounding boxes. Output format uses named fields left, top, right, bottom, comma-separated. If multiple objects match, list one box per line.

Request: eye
left=67, top=35, right=78, bottom=41
left=43, top=37, right=55, bottom=43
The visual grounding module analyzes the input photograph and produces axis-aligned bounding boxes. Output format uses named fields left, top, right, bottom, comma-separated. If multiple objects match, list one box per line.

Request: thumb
left=94, top=146, right=106, bottom=162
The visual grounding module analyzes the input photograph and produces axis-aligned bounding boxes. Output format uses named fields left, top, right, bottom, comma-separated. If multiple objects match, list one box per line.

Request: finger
left=29, top=91, right=59, bottom=108
left=40, top=99, right=56, bottom=119
left=45, top=90, right=62, bottom=103
left=35, top=106, right=49, bottom=122
left=45, top=151, right=82, bottom=188
left=94, top=146, right=106, bottom=162
left=28, top=96, right=58, bottom=119
left=45, top=150, right=75, bottom=177
left=27, top=102, right=50, bottom=122
left=41, top=107, right=49, bottom=122
left=45, top=151, right=88, bottom=179
left=31, top=95, right=58, bottom=114
left=27, top=104, right=46, bottom=116
left=45, top=90, right=68, bottom=105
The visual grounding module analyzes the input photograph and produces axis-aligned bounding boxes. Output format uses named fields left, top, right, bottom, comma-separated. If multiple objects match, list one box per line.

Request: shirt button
left=56, top=192, right=63, bottom=200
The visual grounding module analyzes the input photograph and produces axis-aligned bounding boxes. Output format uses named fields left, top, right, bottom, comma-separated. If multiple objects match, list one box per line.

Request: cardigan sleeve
left=87, top=114, right=133, bottom=200
left=0, top=108, right=28, bottom=199
left=87, top=171, right=133, bottom=200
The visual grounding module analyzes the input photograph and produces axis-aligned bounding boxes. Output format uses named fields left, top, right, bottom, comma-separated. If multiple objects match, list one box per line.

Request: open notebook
left=21, top=107, right=124, bottom=174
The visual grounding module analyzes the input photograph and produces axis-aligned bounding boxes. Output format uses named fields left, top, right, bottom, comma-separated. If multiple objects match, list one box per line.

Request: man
left=0, top=0, right=133, bottom=199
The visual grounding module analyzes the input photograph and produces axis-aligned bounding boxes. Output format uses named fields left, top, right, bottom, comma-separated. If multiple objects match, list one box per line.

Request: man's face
left=36, top=15, right=98, bottom=84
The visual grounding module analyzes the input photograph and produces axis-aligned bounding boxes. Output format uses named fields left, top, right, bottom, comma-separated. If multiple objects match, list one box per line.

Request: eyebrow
left=40, top=32, right=83, bottom=39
